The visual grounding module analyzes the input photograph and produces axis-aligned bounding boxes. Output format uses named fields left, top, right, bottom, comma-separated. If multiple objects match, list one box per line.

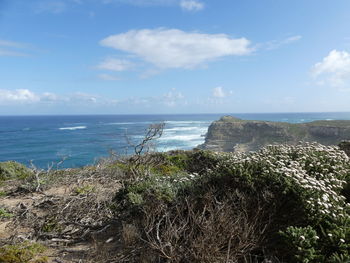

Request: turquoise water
left=1, top=113, right=350, bottom=168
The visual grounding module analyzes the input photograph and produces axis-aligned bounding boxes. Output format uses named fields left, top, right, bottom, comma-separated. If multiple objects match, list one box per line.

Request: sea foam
left=59, top=126, right=87, bottom=131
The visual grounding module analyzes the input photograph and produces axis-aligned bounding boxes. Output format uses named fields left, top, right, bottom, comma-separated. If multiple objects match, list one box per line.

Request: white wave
left=164, top=127, right=208, bottom=132
left=165, top=127, right=197, bottom=132
left=103, top=122, right=136, bottom=125
left=326, top=119, right=333, bottom=121
left=158, top=141, right=203, bottom=152
left=160, top=134, right=204, bottom=142
left=103, top=121, right=154, bottom=125
left=165, top=121, right=211, bottom=124
left=130, top=135, right=145, bottom=139
left=59, top=126, right=87, bottom=131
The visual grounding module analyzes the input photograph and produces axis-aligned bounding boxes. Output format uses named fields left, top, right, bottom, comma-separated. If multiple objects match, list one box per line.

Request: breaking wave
left=59, top=126, right=87, bottom=131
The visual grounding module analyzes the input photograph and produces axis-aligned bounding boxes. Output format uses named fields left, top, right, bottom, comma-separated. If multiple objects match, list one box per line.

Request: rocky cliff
left=201, top=116, right=350, bottom=152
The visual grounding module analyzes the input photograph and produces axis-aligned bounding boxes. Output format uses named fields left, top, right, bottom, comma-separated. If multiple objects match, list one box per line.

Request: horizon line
left=1, top=111, right=350, bottom=117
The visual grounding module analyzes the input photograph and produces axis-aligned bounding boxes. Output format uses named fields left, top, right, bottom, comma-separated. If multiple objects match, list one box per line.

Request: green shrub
left=74, top=184, right=95, bottom=195
left=41, top=217, right=62, bottom=233
left=0, top=161, right=32, bottom=181
left=115, top=143, right=350, bottom=262
left=279, top=226, right=321, bottom=262
left=0, top=242, right=47, bottom=263
left=164, top=151, right=190, bottom=170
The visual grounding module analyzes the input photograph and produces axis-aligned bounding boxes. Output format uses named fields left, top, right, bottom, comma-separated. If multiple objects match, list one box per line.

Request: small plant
left=74, top=184, right=95, bottom=195
left=41, top=217, right=62, bottom=233
left=0, top=208, right=13, bottom=219
left=0, top=241, right=47, bottom=263
left=0, top=161, right=33, bottom=181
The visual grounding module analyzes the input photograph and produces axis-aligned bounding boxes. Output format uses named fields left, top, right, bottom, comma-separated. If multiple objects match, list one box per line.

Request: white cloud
left=41, top=92, right=60, bottom=102
left=212, top=87, right=226, bottom=98
left=263, top=35, right=302, bottom=50
left=0, top=39, right=30, bottom=57
left=0, top=89, right=40, bottom=104
left=101, top=0, right=175, bottom=6
left=0, top=49, right=28, bottom=57
left=0, top=89, right=118, bottom=106
left=0, top=40, right=27, bottom=49
left=163, top=89, right=184, bottom=106
left=140, top=68, right=162, bottom=79
left=69, top=92, right=99, bottom=103
left=90, top=0, right=205, bottom=11
left=98, top=73, right=120, bottom=81
left=180, top=0, right=204, bottom=11
left=100, top=28, right=252, bottom=69
left=163, top=89, right=184, bottom=100
left=121, top=89, right=186, bottom=108
left=97, top=58, right=133, bottom=72
left=312, top=50, right=350, bottom=88
left=283, top=35, right=302, bottom=44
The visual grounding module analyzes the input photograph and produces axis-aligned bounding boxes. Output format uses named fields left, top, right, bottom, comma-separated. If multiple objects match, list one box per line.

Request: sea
left=1, top=112, right=350, bottom=169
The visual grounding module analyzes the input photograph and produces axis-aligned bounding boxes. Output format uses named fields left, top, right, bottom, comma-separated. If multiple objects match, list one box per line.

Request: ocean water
left=1, top=112, right=350, bottom=168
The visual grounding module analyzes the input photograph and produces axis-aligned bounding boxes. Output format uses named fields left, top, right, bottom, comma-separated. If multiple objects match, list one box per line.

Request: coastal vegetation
left=0, top=141, right=349, bottom=262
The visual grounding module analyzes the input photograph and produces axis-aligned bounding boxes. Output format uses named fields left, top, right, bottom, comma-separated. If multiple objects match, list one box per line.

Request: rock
left=201, top=116, right=350, bottom=152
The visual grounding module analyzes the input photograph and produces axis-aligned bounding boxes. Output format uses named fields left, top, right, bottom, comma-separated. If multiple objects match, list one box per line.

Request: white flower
left=322, top=194, right=329, bottom=202
left=339, top=239, right=345, bottom=243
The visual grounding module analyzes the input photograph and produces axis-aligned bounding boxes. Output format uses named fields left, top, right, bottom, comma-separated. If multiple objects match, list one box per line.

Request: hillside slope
left=1, top=144, right=350, bottom=262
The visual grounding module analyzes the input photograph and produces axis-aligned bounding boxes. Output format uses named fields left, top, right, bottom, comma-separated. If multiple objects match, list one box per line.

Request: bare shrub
left=125, top=122, right=166, bottom=179
left=122, top=223, right=140, bottom=246
left=131, top=188, right=275, bottom=263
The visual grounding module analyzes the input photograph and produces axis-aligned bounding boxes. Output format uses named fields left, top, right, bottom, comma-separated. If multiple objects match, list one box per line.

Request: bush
left=339, top=140, right=350, bottom=157
left=115, top=143, right=350, bottom=262
left=0, top=161, right=33, bottom=181
left=0, top=242, right=47, bottom=263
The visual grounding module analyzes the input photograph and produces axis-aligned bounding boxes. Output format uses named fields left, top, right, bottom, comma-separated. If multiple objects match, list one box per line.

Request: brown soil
left=0, top=166, right=125, bottom=263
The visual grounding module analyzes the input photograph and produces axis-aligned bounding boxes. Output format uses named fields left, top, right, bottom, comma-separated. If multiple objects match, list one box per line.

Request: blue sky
left=0, top=0, right=350, bottom=115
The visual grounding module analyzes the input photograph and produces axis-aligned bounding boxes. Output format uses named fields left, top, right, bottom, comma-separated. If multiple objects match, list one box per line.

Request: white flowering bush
left=206, top=143, right=350, bottom=262
left=115, top=143, right=350, bottom=262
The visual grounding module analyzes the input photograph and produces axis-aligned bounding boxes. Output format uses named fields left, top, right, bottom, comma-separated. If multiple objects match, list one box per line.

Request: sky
left=0, top=0, right=350, bottom=115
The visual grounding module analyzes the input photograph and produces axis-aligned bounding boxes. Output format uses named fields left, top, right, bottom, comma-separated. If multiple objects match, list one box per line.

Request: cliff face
left=201, top=116, right=350, bottom=152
